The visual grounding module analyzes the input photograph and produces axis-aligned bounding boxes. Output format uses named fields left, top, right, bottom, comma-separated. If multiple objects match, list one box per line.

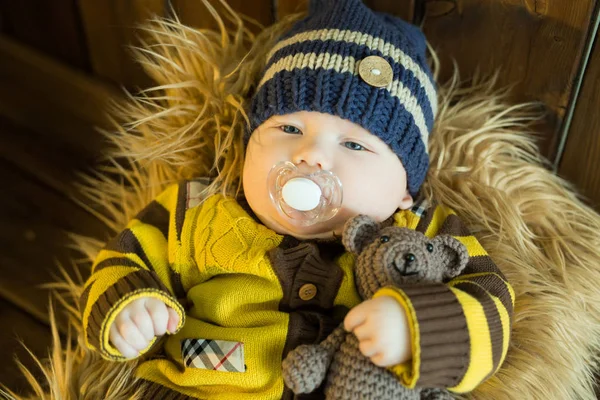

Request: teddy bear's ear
left=432, top=235, right=470, bottom=279
left=342, top=215, right=380, bottom=254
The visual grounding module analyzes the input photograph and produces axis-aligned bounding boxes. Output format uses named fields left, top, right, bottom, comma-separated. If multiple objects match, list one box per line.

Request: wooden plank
left=172, top=0, right=274, bottom=31
left=78, top=0, right=165, bottom=89
left=421, top=0, right=598, bottom=160
left=0, top=35, right=119, bottom=159
left=0, top=115, right=93, bottom=198
left=275, top=0, right=308, bottom=20
left=0, top=35, right=119, bottom=265
left=276, top=0, right=414, bottom=21
left=364, top=0, right=415, bottom=22
left=0, top=159, right=109, bottom=333
left=0, top=298, right=54, bottom=396
left=0, top=0, right=90, bottom=71
left=0, top=4, right=5, bottom=32
left=559, top=31, right=600, bottom=210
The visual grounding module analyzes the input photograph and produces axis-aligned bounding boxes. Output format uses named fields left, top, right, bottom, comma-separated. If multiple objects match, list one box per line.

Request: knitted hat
left=247, top=0, right=437, bottom=196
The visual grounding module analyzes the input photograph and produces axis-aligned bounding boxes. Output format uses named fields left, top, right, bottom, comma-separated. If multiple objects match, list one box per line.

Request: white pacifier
left=267, top=161, right=343, bottom=226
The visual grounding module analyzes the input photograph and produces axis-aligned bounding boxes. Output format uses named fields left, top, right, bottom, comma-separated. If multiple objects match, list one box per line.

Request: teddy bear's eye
left=380, top=236, right=390, bottom=243
left=405, top=253, right=416, bottom=264
left=426, top=243, right=434, bottom=253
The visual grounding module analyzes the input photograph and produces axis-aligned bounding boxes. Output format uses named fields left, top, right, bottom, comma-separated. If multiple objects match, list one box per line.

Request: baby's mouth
left=267, top=161, right=343, bottom=227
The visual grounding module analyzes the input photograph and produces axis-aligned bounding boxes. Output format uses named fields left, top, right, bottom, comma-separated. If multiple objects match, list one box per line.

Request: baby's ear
left=432, top=235, right=469, bottom=279
left=342, top=215, right=380, bottom=254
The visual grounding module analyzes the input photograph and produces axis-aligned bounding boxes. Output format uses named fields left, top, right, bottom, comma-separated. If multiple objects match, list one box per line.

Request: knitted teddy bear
left=281, top=214, right=470, bottom=399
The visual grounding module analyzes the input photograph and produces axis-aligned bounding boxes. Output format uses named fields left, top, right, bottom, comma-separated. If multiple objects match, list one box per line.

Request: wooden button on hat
left=358, top=56, right=393, bottom=87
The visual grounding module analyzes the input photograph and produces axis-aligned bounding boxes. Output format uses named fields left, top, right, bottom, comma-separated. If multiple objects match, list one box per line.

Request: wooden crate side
left=0, top=115, right=93, bottom=198
left=172, top=0, right=274, bottom=30
left=275, top=0, right=414, bottom=21
left=0, top=36, right=118, bottom=160
left=276, top=0, right=308, bottom=20
left=364, top=0, right=415, bottom=22
left=78, top=0, right=165, bottom=89
left=422, top=0, right=597, bottom=160
left=0, top=0, right=89, bottom=71
left=0, top=158, right=108, bottom=334
left=559, top=31, right=600, bottom=210
left=0, top=298, right=54, bottom=395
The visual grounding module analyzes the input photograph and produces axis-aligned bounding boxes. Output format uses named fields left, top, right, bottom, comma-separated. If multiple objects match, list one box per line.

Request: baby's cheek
left=340, top=177, right=400, bottom=219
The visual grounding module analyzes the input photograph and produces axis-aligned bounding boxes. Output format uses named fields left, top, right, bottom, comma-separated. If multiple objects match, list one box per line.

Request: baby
left=80, top=0, right=513, bottom=399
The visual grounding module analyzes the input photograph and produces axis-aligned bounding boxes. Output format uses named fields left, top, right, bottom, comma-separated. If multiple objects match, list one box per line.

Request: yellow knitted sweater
left=80, top=180, right=513, bottom=399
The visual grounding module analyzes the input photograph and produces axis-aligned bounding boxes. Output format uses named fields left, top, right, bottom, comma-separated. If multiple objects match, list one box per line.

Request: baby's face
left=243, top=111, right=414, bottom=240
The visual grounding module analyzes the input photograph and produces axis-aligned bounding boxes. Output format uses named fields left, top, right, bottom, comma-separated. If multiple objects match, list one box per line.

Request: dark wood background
left=0, top=0, right=599, bottom=394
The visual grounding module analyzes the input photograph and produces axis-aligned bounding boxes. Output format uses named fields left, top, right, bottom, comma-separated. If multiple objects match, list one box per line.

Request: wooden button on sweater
left=299, top=283, right=318, bottom=301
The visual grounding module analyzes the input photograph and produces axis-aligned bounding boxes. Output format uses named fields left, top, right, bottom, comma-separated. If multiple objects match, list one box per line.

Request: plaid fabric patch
left=181, top=338, right=246, bottom=372
left=186, top=179, right=211, bottom=209
left=411, top=198, right=430, bottom=218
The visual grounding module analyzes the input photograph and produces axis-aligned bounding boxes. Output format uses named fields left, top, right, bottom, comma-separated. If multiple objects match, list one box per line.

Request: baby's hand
left=344, top=296, right=411, bottom=367
left=109, top=297, right=180, bottom=359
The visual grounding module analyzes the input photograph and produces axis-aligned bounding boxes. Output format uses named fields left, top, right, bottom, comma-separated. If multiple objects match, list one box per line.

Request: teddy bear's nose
left=392, top=253, right=419, bottom=276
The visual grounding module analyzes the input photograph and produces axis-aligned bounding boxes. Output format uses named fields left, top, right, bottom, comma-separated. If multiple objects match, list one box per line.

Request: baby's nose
left=292, top=141, right=333, bottom=171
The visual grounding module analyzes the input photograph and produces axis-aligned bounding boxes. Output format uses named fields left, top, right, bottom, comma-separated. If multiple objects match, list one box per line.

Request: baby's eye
left=343, top=141, right=366, bottom=151
left=280, top=125, right=301, bottom=134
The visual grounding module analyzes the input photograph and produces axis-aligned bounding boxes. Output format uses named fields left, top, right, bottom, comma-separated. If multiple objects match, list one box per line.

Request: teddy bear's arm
left=282, top=324, right=347, bottom=394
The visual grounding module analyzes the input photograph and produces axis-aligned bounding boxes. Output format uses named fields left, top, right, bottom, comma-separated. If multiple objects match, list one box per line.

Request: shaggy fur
left=2, top=2, right=599, bottom=399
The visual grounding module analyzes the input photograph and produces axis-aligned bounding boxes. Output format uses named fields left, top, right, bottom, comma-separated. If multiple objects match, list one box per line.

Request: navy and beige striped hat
left=248, top=0, right=437, bottom=196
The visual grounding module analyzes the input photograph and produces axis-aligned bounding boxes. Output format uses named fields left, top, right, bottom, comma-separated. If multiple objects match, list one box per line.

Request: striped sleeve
left=79, top=182, right=190, bottom=361
left=379, top=203, right=514, bottom=393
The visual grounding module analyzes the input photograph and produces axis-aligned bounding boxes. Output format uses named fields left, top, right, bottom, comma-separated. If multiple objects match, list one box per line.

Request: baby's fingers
left=358, top=339, right=378, bottom=358
left=166, top=307, right=180, bottom=334
left=144, top=297, right=170, bottom=336
left=116, top=314, right=151, bottom=351
left=353, top=323, right=375, bottom=341
left=130, top=302, right=155, bottom=342
left=370, top=351, right=394, bottom=368
left=344, top=303, right=368, bottom=332
left=110, top=323, right=139, bottom=359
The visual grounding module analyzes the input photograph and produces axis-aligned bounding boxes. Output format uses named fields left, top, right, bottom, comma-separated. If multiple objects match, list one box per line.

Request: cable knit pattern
left=248, top=0, right=436, bottom=196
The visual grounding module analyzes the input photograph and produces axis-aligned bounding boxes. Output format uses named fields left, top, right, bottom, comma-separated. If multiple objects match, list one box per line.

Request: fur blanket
left=3, top=2, right=599, bottom=399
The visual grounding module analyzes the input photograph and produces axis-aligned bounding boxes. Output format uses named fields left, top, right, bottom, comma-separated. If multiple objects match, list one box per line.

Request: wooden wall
left=560, top=27, right=600, bottom=209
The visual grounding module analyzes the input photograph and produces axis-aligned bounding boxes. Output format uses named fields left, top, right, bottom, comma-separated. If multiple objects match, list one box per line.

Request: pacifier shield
left=267, top=162, right=343, bottom=226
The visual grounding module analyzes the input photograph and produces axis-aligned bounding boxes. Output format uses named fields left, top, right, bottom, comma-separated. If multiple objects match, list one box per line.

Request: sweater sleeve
left=374, top=203, right=514, bottom=393
left=79, top=182, right=193, bottom=361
